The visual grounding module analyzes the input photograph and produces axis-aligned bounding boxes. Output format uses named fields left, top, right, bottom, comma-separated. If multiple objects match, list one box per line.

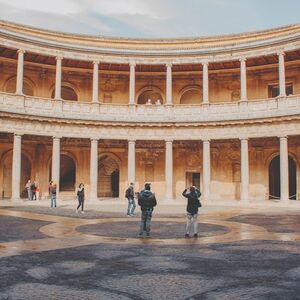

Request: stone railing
left=0, top=92, right=299, bottom=123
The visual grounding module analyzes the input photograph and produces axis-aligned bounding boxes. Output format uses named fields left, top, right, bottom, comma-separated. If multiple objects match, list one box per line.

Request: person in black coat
left=138, top=183, right=157, bottom=237
left=182, top=186, right=201, bottom=238
left=76, top=183, right=85, bottom=214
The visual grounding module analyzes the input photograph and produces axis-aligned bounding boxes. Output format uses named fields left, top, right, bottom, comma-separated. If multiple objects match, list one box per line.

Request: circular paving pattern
left=78, top=220, right=229, bottom=239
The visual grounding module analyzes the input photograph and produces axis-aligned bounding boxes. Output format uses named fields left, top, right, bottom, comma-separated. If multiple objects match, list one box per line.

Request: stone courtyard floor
left=1, top=201, right=300, bottom=299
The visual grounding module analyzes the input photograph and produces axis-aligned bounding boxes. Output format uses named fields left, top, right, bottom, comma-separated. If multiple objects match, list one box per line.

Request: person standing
left=49, top=182, right=57, bottom=208
left=125, top=182, right=136, bottom=216
left=138, top=183, right=157, bottom=237
left=25, top=179, right=32, bottom=201
left=76, top=183, right=85, bottom=214
left=31, top=181, right=37, bottom=200
left=182, top=186, right=202, bottom=238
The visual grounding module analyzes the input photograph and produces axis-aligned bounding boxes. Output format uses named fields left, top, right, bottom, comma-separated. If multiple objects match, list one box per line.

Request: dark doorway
left=186, top=172, right=200, bottom=189
left=59, top=155, right=76, bottom=191
left=111, top=170, right=119, bottom=197
left=269, top=155, right=297, bottom=200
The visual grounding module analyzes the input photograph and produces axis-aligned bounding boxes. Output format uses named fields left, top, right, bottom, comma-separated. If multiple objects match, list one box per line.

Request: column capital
left=90, top=138, right=99, bottom=142
left=277, top=51, right=285, bottom=57
left=239, top=137, right=249, bottom=141
left=165, top=139, right=173, bottom=143
left=278, top=135, right=288, bottom=140
left=56, top=56, right=63, bottom=61
left=17, top=49, right=26, bottom=54
left=239, top=57, right=247, bottom=63
left=14, top=132, right=23, bottom=137
left=201, top=61, right=209, bottom=67
left=128, top=139, right=136, bottom=143
left=202, top=139, right=210, bottom=143
left=129, top=61, right=136, bottom=67
left=166, top=63, right=172, bottom=68
left=93, top=60, right=100, bottom=65
left=52, top=136, right=62, bottom=140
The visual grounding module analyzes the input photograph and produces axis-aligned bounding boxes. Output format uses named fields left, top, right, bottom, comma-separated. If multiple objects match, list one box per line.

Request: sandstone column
left=16, top=50, right=25, bottom=95
left=202, top=61, right=209, bottom=104
left=129, top=62, right=136, bottom=105
left=240, top=58, right=247, bottom=101
left=52, top=137, right=60, bottom=198
left=280, top=136, right=289, bottom=201
left=90, top=139, right=98, bottom=201
left=166, top=63, right=173, bottom=105
left=54, top=56, right=63, bottom=99
left=165, top=140, right=173, bottom=200
left=11, top=134, right=22, bottom=200
left=92, top=61, right=99, bottom=103
left=202, top=140, right=211, bottom=202
left=240, top=138, right=249, bottom=202
left=128, top=140, right=136, bottom=184
left=278, top=52, right=286, bottom=97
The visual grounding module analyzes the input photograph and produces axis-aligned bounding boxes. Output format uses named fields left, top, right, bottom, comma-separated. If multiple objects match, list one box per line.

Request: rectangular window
left=268, top=83, right=293, bottom=98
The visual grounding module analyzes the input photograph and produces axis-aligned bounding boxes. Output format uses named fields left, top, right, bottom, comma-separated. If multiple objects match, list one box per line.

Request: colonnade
left=13, top=49, right=287, bottom=103
left=9, top=133, right=291, bottom=202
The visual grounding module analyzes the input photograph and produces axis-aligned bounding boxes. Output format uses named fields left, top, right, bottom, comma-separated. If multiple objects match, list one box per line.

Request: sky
left=0, top=0, right=299, bottom=38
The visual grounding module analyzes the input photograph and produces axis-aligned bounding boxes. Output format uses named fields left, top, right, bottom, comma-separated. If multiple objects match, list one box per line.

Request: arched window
left=180, top=88, right=202, bottom=104
left=4, top=77, right=34, bottom=96
left=137, top=87, right=163, bottom=105
left=51, top=85, right=78, bottom=101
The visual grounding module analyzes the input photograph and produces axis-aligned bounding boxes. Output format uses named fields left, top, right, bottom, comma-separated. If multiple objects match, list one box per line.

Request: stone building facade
left=0, top=20, right=299, bottom=203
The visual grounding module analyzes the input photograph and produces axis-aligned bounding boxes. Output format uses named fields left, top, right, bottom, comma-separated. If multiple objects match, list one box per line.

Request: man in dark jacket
left=182, top=186, right=201, bottom=238
left=125, top=182, right=136, bottom=216
left=138, top=183, right=157, bottom=237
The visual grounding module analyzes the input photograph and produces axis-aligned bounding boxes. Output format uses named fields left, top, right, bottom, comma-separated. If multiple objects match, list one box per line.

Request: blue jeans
left=27, top=189, right=32, bottom=201
left=127, top=198, right=136, bottom=215
left=140, top=209, right=153, bottom=233
left=50, top=195, right=56, bottom=207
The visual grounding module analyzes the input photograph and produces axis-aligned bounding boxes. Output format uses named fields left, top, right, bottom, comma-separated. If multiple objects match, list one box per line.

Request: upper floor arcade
left=1, top=20, right=300, bottom=123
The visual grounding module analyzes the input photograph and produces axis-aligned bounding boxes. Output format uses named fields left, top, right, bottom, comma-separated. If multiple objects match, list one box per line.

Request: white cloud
left=0, top=0, right=82, bottom=15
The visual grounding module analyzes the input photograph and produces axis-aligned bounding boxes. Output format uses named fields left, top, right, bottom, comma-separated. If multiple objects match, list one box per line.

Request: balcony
left=0, top=92, right=299, bottom=124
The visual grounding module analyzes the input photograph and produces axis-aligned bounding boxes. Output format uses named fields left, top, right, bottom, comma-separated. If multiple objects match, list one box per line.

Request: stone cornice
left=1, top=19, right=300, bottom=61
left=1, top=110, right=300, bottom=129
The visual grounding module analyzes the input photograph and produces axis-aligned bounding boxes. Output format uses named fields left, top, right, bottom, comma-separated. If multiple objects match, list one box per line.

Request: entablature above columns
left=2, top=32, right=300, bottom=65
left=1, top=113, right=300, bottom=142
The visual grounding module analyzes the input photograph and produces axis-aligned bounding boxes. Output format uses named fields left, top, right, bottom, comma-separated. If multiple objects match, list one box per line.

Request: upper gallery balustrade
left=0, top=91, right=299, bottom=123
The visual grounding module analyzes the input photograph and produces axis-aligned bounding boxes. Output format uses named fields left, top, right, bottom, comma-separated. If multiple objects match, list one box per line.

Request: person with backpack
left=125, top=182, right=136, bottom=216
left=138, top=183, right=157, bottom=237
left=182, top=186, right=202, bottom=238
left=76, top=183, right=85, bottom=214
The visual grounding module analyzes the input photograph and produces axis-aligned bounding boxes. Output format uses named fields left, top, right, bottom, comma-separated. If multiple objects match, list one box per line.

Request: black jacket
left=125, top=186, right=134, bottom=199
left=138, top=190, right=157, bottom=211
left=182, top=188, right=201, bottom=215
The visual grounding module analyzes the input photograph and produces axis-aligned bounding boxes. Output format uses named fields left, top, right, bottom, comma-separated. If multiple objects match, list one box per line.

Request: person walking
left=76, top=183, right=85, bottom=214
left=125, top=182, right=136, bottom=216
left=25, top=179, right=32, bottom=201
left=182, top=186, right=202, bottom=238
left=138, top=183, right=157, bottom=237
left=49, top=181, right=57, bottom=208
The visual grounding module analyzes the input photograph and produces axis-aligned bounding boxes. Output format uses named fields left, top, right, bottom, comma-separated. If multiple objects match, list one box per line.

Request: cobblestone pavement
left=1, top=205, right=300, bottom=299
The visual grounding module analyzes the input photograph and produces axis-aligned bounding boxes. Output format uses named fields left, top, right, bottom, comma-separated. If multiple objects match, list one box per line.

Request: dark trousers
left=140, top=209, right=153, bottom=233
left=77, top=197, right=84, bottom=211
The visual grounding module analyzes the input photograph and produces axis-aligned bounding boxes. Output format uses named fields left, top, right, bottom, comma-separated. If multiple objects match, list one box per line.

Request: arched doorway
left=180, top=88, right=202, bottom=104
left=59, top=154, right=76, bottom=191
left=51, top=85, right=78, bottom=101
left=137, top=87, right=163, bottom=104
left=269, top=155, right=297, bottom=200
left=1, top=152, right=31, bottom=199
left=98, top=155, right=120, bottom=197
left=4, top=76, right=34, bottom=96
